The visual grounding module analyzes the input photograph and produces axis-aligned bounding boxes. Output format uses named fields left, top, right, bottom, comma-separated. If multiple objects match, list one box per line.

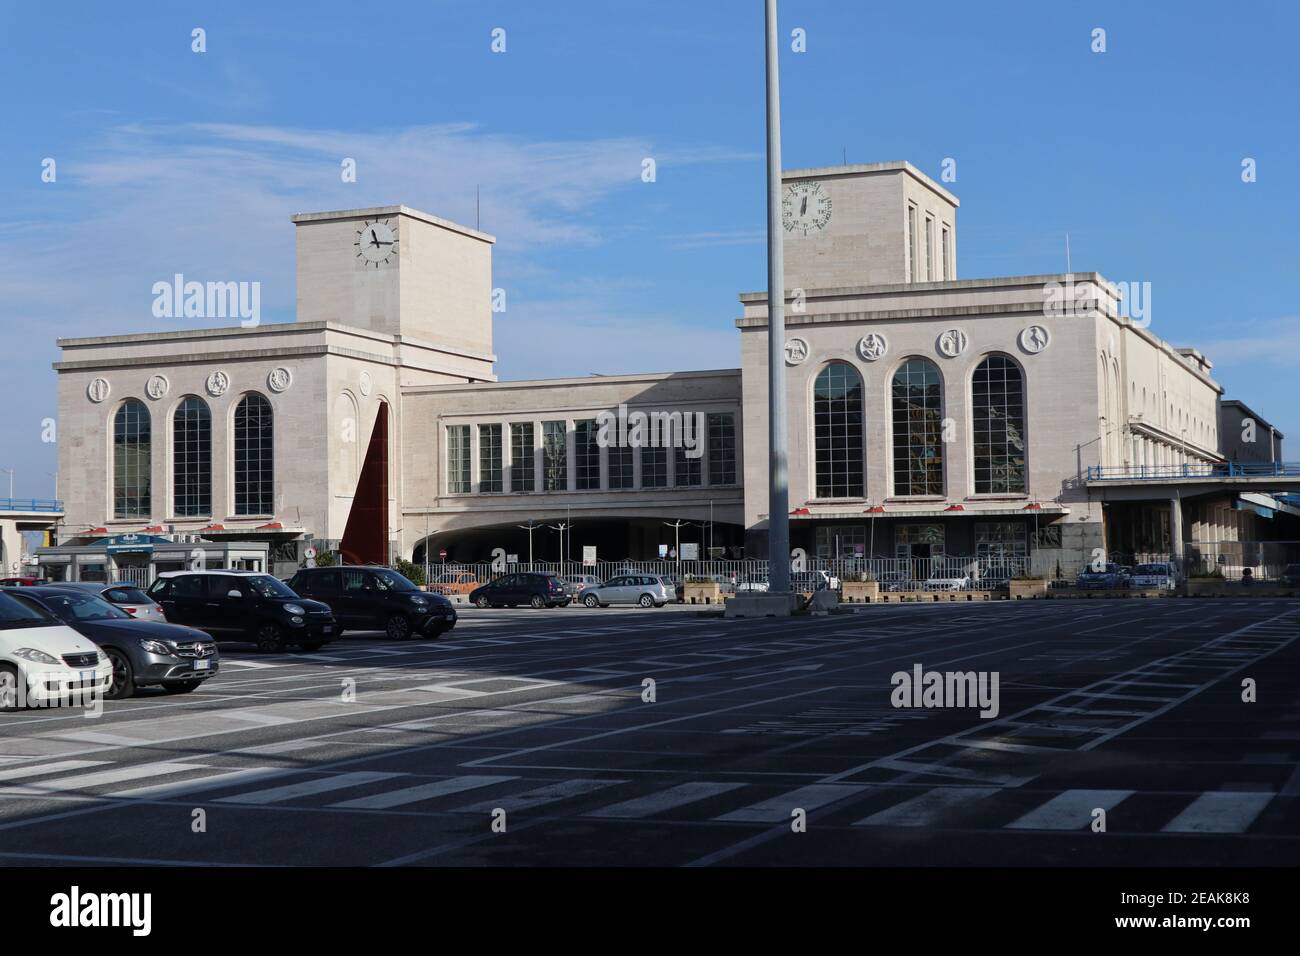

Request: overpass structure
left=0, top=499, right=63, bottom=575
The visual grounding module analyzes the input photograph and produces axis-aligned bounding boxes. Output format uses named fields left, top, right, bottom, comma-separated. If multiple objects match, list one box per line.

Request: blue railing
left=1086, top=462, right=1300, bottom=481
left=0, top=498, right=64, bottom=513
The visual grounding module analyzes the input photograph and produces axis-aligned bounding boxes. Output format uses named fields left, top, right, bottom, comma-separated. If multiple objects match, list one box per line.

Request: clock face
left=355, top=219, right=398, bottom=268
left=782, top=181, right=832, bottom=236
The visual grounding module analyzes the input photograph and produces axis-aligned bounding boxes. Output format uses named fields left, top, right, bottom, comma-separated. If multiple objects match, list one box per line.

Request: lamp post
left=517, top=519, right=542, bottom=568
left=763, top=0, right=790, bottom=597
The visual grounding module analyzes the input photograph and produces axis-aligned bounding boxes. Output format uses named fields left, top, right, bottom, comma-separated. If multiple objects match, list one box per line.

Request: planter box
left=683, top=581, right=723, bottom=604
left=1009, top=579, right=1048, bottom=600
left=842, top=581, right=880, bottom=603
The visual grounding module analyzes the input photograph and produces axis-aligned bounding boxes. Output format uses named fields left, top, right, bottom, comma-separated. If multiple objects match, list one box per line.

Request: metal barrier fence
left=420, top=555, right=1029, bottom=591
left=1087, top=462, right=1300, bottom=480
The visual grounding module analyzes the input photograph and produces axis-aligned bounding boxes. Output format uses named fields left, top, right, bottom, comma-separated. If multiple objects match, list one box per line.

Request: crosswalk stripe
left=0, top=759, right=109, bottom=782
left=330, top=775, right=516, bottom=810
left=0, top=761, right=209, bottom=795
left=590, top=782, right=746, bottom=819
left=454, top=778, right=624, bottom=814
left=1162, top=792, right=1274, bottom=833
left=1006, top=789, right=1133, bottom=830
left=854, top=787, right=999, bottom=827
left=113, top=767, right=291, bottom=800
left=217, top=771, right=404, bottom=805
left=715, top=784, right=866, bottom=823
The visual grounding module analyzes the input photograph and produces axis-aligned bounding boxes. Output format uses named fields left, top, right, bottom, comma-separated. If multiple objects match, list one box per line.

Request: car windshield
left=370, top=569, right=420, bottom=592
left=37, top=590, right=130, bottom=622
left=244, top=575, right=299, bottom=599
left=105, top=587, right=152, bottom=603
left=1134, top=564, right=1168, bottom=574
left=0, top=591, right=60, bottom=628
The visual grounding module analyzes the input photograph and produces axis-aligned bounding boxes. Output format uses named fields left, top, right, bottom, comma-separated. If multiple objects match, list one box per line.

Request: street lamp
left=517, top=519, right=542, bottom=568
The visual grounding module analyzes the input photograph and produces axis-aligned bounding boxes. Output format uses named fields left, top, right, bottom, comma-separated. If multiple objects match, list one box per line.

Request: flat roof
left=782, top=161, right=959, bottom=207
left=290, top=205, right=495, bottom=244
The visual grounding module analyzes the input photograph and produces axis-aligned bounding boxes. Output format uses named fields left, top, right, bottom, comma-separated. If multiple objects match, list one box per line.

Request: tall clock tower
left=780, top=161, right=958, bottom=291
left=291, top=205, right=496, bottom=359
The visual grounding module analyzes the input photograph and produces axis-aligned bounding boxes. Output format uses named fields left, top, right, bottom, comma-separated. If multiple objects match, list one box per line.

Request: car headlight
left=409, top=596, right=428, bottom=607
left=284, top=604, right=306, bottom=616
left=139, top=640, right=172, bottom=656
left=13, top=647, right=60, bottom=665
left=97, top=650, right=110, bottom=665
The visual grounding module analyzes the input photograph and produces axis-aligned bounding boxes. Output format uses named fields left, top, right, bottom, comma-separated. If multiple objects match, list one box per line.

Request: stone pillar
left=1169, top=497, right=1184, bottom=576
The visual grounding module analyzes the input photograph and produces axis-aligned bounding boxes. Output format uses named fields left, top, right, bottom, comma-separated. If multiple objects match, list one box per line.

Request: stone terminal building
left=36, top=161, right=1300, bottom=583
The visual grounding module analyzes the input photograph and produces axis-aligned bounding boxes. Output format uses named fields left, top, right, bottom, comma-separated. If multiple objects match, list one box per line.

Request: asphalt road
left=1, top=599, right=1297, bottom=867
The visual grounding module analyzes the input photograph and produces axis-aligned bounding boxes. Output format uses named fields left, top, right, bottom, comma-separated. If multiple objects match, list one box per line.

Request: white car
left=923, top=574, right=973, bottom=591
left=579, top=575, right=672, bottom=608
left=0, top=590, right=113, bottom=710
left=1129, top=563, right=1176, bottom=590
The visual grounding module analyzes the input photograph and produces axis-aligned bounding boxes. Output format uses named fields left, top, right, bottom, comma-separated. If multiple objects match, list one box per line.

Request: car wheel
left=638, top=594, right=654, bottom=608
left=385, top=614, right=412, bottom=641
left=105, top=648, right=135, bottom=700
left=474, top=596, right=489, bottom=608
left=255, top=623, right=286, bottom=653
left=529, top=594, right=546, bottom=609
left=161, top=680, right=202, bottom=694
left=0, top=664, right=20, bottom=711
left=583, top=593, right=600, bottom=608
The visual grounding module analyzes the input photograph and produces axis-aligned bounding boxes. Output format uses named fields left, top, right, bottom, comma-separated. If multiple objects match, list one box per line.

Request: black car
left=12, top=586, right=218, bottom=699
left=288, top=566, right=457, bottom=640
left=147, top=571, right=338, bottom=653
left=468, top=573, right=569, bottom=608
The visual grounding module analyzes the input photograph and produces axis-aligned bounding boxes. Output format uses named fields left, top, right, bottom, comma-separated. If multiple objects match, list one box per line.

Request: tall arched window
left=234, top=393, right=274, bottom=515
left=113, top=399, right=152, bottom=519
left=972, top=355, right=1027, bottom=494
left=813, top=363, right=864, bottom=498
left=891, top=358, right=944, bottom=496
left=173, top=397, right=212, bottom=517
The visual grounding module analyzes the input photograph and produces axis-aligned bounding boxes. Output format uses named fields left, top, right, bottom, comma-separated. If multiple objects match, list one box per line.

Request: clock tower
left=781, top=161, right=958, bottom=292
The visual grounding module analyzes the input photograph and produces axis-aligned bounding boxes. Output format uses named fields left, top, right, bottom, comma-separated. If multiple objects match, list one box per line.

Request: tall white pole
left=765, top=0, right=790, bottom=595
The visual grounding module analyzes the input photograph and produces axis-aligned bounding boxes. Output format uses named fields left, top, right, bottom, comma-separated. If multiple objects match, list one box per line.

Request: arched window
left=234, top=394, right=274, bottom=515
left=813, top=363, right=864, bottom=498
left=972, top=355, right=1027, bottom=494
left=173, top=397, right=211, bottom=517
left=891, top=358, right=944, bottom=496
left=113, top=399, right=152, bottom=519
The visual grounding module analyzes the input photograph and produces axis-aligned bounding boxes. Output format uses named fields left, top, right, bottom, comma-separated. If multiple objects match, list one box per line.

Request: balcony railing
left=0, top=498, right=63, bottom=513
left=1086, top=462, right=1300, bottom=481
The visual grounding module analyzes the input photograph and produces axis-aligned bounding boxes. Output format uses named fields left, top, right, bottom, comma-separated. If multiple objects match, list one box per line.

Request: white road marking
left=0, top=761, right=209, bottom=795
left=454, top=778, right=623, bottom=814
left=113, top=767, right=291, bottom=800
left=0, top=759, right=110, bottom=782
left=854, top=786, right=1000, bottom=827
left=217, top=771, right=404, bottom=805
left=715, top=783, right=866, bottom=823
left=329, top=774, right=516, bottom=810
left=1006, top=789, right=1133, bottom=830
left=590, top=781, right=746, bottom=819
left=1162, top=792, right=1274, bottom=833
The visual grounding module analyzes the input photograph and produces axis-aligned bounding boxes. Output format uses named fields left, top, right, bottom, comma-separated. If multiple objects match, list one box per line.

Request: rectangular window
left=446, top=425, right=471, bottom=494
left=674, top=445, right=702, bottom=487
left=708, top=413, right=737, bottom=485
left=641, top=446, right=668, bottom=488
left=924, top=216, right=934, bottom=281
left=906, top=203, right=917, bottom=282
left=815, top=525, right=867, bottom=560
left=509, top=423, right=535, bottom=492
left=608, top=444, right=634, bottom=489
left=478, top=423, right=502, bottom=493
left=542, top=420, right=567, bottom=491
left=575, top=419, right=600, bottom=490
left=941, top=225, right=951, bottom=280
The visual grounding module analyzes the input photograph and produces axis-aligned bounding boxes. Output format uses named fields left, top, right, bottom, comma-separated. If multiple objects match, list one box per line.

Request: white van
left=0, top=590, right=113, bottom=710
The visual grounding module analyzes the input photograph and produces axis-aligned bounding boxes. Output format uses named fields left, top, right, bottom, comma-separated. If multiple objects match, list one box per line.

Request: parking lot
left=0, top=599, right=1297, bottom=866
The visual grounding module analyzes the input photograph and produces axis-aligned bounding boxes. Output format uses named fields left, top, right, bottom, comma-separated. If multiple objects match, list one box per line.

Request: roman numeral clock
left=355, top=218, right=399, bottom=268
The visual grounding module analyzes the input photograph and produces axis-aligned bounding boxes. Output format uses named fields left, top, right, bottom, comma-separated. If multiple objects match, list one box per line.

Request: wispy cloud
left=1199, top=317, right=1300, bottom=367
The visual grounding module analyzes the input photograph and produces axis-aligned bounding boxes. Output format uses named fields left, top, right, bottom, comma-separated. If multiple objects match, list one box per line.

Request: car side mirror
left=227, top=589, right=243, bottom=599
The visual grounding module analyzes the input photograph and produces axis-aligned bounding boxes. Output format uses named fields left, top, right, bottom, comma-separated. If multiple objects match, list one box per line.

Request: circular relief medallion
left=267, top=367, right=293, bottom=393
left=937, top=328, right=968, bottom=358
left=359, top=370, right=373, bottom=396
left=857, top=333, right=888, bottom=362
left=86, top=378, right=111, bottom=403
left=205, top=370, right=231, bottom=397
left=145, top=374, right=170, bottom=400
left=1019, top=325, right=1050, bottom=354
left=783, top=338, right=810, bottom=366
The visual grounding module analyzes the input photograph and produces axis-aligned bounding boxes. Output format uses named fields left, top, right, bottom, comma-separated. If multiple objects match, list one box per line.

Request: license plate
left=193, top=660, right=210, bottom=671
left=80, top=670, right=95, bottom=683
left=322, top=626, right=333, bottom=633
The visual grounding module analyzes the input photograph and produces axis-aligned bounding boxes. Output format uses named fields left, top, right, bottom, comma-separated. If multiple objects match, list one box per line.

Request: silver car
left=55, top=582, right=168, bottom=622
left=580, top=574, right=672, bottom=608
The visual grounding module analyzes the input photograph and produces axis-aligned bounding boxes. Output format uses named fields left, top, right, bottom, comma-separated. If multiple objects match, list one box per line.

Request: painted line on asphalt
left=329, top=774, right=516, bottom=810
left=1161, top=792, right=1274, bottom=833
left=854, top=786, right=999, bottom=827
left=1005, top=789, right=1133, bottom=830
left=590, top=781, right=746, bottom=819
left=216, top=770, right=404, bottom=805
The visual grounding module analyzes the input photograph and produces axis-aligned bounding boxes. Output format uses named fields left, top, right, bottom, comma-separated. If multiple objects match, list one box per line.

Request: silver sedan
left=579, top=575, right=672, bottom=608
left=53, top=582, right=168, bottom=622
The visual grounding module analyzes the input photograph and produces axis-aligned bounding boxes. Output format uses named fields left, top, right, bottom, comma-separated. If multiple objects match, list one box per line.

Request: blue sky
left=0, top=0, right=1297, bottom=498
